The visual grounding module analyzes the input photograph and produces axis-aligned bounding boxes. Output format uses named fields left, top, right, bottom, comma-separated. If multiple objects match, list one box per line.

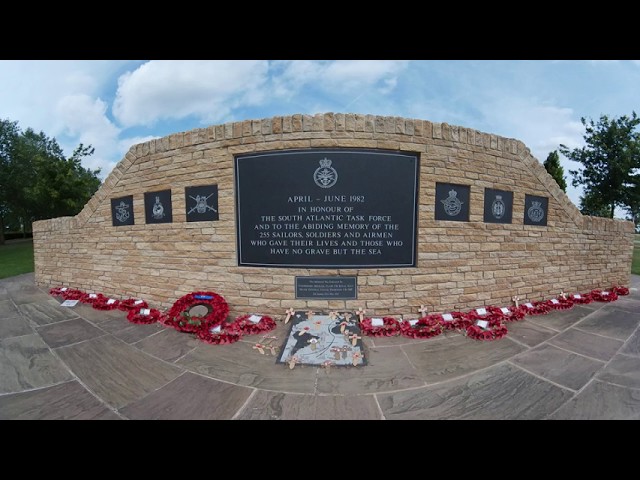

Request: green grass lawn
left=0, top=240, right=34, bottom=279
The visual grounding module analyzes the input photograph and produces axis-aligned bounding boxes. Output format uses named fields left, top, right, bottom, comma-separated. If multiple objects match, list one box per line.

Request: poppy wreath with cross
left=79, top=292, right=109, bottom=306
left=117, top=298, right=149, bottom=311
left=231, top=314, right=276, bottom=335
left=162, top=291, right=229, bottom=333
left=91, top=296, right=121, bottom=311
left=400, top=314, right=444, bottom=339
left=439, top=311, right=474, bottom=331
left=360, top=316, right=401, bottom=337
left=196, top=323, right=243, bottom=345
left=486, top=305, right=526, bottom=322
left=466, top=317, right=508, bottom=341
left=612, top=285, right=630, bottom=296
left=590, top=289, right=619, bottom=302
left=517, top=301, right=552, bottom=316
left=126, top=307, right=163, bottom=325
left=570, top=292, right=593, bottom=304
left=544, top=297, right=574, bottom=311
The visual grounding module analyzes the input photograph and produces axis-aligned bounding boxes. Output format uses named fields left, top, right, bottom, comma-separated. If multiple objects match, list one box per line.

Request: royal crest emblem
left=491, top=195, right=505, bottom=219
left=527, top=200, right=545, bottom=222
left=441, top=189, right=463, bottom=216
left=188, top=193, right=217, bottom=215
left=152, top=196, right=165, bottom=220
left=313, top=158, right=338, bottom=188
left=115, top=201, right=130, bottom=223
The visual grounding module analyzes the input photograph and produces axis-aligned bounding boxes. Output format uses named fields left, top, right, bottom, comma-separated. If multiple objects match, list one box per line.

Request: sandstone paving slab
left=400, top=334, right=525, bottom=384
left=177, top=341, right=318, bottom=394
left=527, top=305, right=598, bottom=332
left=378, top=363, right=573, bottom=420
left=134, top=328, right=200, bottom=363
left=17, top=302, right=80, bottom=326
left=0, top=334, right=73, bottom=394
left=549, top=380, right=640, bottom=420
left=573, top=307, right=640, bottom=341
left=236, top=390, right=381, bottom=420
left=0, top=380, right=120, bottom=420
left=36, top=318, right=105, bottom=348
left=0, top=315, right=34, bottom=339
left=549, top=329, right=623, bottom=362
left=596, top=354, right=640, bottom=389
left=55, top=335, right=182, bottom=409
left=314, top=345, right=425, bottom=394
left=505, top=320, right=557, bottom=347
left=120, top=372, right=252, bottom=420
left=510, top=343, right=604, bottom=390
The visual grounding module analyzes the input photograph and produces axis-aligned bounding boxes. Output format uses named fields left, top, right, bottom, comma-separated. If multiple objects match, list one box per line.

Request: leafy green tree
left=0, top=119, right=21, bottom=244
left=559, top=112, right=640, bottom=218
left=543, top=150, right=567, bottom=192
left=0, top=121, right=102, bottom=243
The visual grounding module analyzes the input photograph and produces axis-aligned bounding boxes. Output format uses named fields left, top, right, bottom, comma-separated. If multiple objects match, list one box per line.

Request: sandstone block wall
left=33, top=113, right=635, bottom=318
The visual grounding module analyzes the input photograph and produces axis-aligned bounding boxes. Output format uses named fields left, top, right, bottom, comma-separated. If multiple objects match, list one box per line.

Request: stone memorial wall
left=33, top=113, right=635, bottom=317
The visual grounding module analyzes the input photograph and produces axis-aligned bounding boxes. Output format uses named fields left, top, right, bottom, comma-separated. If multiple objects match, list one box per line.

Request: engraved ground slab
left=378, top=363, right=573, bottom=420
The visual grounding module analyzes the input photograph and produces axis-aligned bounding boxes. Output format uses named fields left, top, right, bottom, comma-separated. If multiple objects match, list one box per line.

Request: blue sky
left=1, top=60, right=639, bottom=211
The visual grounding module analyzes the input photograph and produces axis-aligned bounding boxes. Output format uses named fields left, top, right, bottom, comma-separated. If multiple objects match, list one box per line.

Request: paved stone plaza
left=1, top=272, right=639, bottom=420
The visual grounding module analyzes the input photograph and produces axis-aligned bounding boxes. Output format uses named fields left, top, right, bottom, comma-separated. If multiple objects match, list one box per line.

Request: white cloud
left=113, top=60, right=270, bottom=127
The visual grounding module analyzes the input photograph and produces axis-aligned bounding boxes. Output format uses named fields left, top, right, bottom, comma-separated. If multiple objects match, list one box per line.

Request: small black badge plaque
left=295, top=276, right=357, bottom=300
left=144, top=189, right=172, bottom=224
left=524, top=194, right=548, bottom=226
left=483, top=188, right=513, bottom=224
left=185, top=185, right=219, bottom=222
left=435, top=183, right=470, bottom=221
left=111, top=195, right=134, bottom=226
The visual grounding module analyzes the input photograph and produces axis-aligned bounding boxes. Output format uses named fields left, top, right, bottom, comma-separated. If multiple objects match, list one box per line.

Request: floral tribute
left=126, top=307, right=163, bottom=325
left=230, top=314, right=276, bottom=335
left=162, top=291, right=229, bottom=333
left=360, top=316, right=401, bottom=337
left=400, top=315, right=443, bottom=339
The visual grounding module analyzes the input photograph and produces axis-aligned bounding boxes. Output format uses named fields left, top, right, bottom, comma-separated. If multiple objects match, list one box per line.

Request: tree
left=0, top=119, right=21, bottom=244
left=559, top=112, right=640, bottom=219
left=543, top=150, right=567, bottom=192
left=0, top=120, right=102, bottom=244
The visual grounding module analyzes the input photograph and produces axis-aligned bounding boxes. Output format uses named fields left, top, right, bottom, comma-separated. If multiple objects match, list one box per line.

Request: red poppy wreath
left=163, top=291, right=229, bottom=333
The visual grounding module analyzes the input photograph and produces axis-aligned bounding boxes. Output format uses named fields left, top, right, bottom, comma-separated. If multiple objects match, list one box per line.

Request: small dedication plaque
left=295, top=276, right=357, bottom=300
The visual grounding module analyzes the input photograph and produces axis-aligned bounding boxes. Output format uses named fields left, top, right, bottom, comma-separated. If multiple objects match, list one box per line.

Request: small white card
left=89, top=293, right=98, bottom=299
left=500, top=307, right=510, bottom=314
left=60, top=299, right=79, bottom=307
left=107, top=299, right=116, bottom=305
left=574, top=294, right=581, bottom=299
left=476, top=320, right=489, bottom=329
left=248, top=314, right=262, bottom=323
left=210, top=325, right=222, bottom=333
left=525, top=302, right=534, bottom=308
left=371, top=318, right=384, bottom=327
left=409, top=319, right=419, bottom=326
left=61, top=287, right=68, bottom=292
left=551, top=299, right=559, bottom=304
left=134, top=299, right=144, bottom=305
left=442, top=313, right=454, bottom=322
left=603, top=291, right=609, bottom=296
left=476, top=308, right=487, bottom=316
left=140, top=308, right=151, bottom=316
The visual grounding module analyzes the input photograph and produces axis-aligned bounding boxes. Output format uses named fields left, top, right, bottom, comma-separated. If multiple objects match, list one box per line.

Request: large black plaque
left=524, top=194, right=548, bottom=226
left=185, top=185, right=219, bottom=222
left=295, top=276, right=357, bottom=300
left=435, top=183, right=470, bottom=221
left=144, top=189, right=172, bottom=224
left=483, top=188, right=513, bottom=224
left=111, top=195, right=134, bottom=226
left=235, top=149, right=419, bottom=268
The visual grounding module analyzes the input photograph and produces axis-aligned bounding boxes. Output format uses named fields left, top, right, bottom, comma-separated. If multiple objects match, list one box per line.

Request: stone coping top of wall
left=32, top=113, right=635, bottom=234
